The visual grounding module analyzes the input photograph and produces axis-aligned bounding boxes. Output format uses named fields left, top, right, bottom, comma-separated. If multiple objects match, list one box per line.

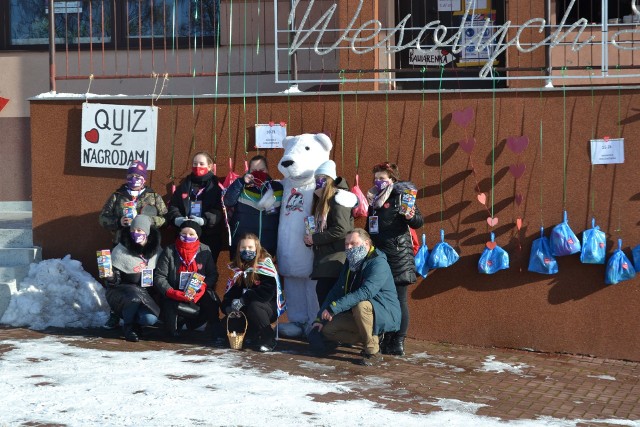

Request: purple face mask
left=315, top=177, right=327, bottom=190
left=180, top=234, right=198, bottom=243
left=374, top=179, right=389, bottom=191
left=127, top=176, right=145, bottom=190
left=131, top=231, right=147, bottom=244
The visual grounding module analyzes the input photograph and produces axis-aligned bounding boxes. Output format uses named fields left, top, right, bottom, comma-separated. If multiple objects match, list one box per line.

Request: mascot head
left=278, top=133, right=333, bottom=182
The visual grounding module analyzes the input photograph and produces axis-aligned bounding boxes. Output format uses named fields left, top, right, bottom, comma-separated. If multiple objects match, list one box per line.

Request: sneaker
left=258, top=340, right=277, bottom=353
left=103, top=312, right=120, bottom=330
left=356, top=352, right=383, bottom=366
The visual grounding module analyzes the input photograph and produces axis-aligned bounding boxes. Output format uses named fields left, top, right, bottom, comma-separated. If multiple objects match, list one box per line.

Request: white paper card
left=590, top=138, right=624, bottom=165
left=255, top=124, right=287, bottom=149
left=438, top=0, right=461, bottom=11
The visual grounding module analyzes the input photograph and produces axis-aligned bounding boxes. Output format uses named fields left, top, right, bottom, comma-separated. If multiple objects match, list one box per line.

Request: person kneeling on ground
left=308, top=228, right=401, bottom=366
left=221, top=233, right=280, bottom=352
left=102, top=214, right=162, bottom=342
left=154, top=220, right=221, bottom=338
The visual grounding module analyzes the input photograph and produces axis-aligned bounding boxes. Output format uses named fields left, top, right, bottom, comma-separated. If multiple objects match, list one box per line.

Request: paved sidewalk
left=1, top=326, right=639, bottom=425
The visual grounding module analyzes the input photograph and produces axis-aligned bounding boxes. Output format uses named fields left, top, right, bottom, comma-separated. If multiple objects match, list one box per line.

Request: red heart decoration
left=458, top=137, right=476, bottom=154
left=486, top=241, right=497, bottom=250
left=452, top=107, right=474, bottom=127
left=515, top=194, right=523, bottom=206
left=487, top=217, right=499, bottom=227
left=0, top=97, right=9, bottom=112
left=622, top=262, right=629, bottom=270
left=599, top=242, right=605, bottom=248
left=509, top=163, right=526, bottom=179
left=516, top=218, right=523, bottom=230
left=84, top=128, right=99, bottom=144
left=477, top=193, right=487, bottom=205
left=506, top=136, right=529, bottom=154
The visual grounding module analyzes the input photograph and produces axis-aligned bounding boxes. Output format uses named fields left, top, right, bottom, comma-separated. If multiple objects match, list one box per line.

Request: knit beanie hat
left=180, top=220, right=202, bottom=238
left=127, top=160, right=148, bottom=179
left=130, top=214, right=153, bottom=235
left=315, top=160, right=337, bottom=180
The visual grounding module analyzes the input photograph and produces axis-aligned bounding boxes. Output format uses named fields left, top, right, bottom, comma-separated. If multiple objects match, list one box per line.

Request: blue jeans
left=122, top=303, right=158, bottom=326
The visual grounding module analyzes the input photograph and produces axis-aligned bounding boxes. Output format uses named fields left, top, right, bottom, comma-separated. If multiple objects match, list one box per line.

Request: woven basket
left=226, top=310, right=247, bottom=350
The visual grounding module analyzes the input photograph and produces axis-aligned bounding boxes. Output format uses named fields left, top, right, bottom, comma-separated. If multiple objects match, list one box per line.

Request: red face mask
left=192, top=166, right=209, bottom=177
left=250, top=170, right=268, bottom=185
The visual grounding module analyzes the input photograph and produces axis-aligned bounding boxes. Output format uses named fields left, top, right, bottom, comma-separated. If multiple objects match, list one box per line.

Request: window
left=0, top=0, right=219, bottom=50
left=555, top=0, right=633, bottom=25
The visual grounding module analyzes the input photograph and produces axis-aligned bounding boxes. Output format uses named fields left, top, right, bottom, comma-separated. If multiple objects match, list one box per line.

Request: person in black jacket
left=166, top=152, right=225, bottom=263
left=366, top=162, right=423, bottom=356
left=103, top=215, right=162, bottom=342
left=223, top=155, right=283, bottom=258
left=222, top=233, right=281, bottom=352
left=154, top=220, right=221, bottom=338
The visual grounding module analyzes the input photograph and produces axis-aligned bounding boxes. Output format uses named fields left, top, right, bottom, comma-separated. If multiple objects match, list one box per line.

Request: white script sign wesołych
left=590, top=138, right=625, bottom=165
left=81, top=103, right=158, bottom=170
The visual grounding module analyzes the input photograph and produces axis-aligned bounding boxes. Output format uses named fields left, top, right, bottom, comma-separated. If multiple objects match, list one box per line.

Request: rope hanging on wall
left=339, top=70, right=345, bottom=172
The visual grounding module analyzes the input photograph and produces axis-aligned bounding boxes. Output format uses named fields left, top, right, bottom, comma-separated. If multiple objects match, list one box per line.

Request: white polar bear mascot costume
left=277, top=133, right=332, bottom=337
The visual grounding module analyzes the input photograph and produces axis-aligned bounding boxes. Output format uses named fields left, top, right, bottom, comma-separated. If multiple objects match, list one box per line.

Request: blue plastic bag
left=478, top=232, right=510, bottom=274
left=427, top=229, right=460, bottom=269
left=580, top=218, right=606, bottom=264
left=605, top=239, right=636, bottom=285
left=528, top=227, right=559, bottom=275
left=414, top=234, right=429, bottom=278
left=632, top=245, right=640, bottom=272
left=550, top=211, right=581, bottom=256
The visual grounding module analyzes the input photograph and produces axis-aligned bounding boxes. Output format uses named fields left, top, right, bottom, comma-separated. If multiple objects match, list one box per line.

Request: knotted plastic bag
left=414, top=234, right=429, bottom=278
left=605, top=239, right=636, bottom=285
left=351, top=174, right=369, bottom=218
left=528, top=227, right=558, bottom=275
left=478, top=232, right=510, bottom=274
left=427, top=229, right=459, bottom=269
left=550, top=211, right=581, bottom=256
left=631, top=244, right=640, bottom=272
left=222, top=158, right=242, bottom=189
left=580, top=218, right=606, bottom=264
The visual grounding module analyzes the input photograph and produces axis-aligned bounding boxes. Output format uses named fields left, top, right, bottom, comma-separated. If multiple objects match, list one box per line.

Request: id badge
left=368, top=216, right=379, bottom=234
left=179, top=272, right=192, bottom=290
left=141, top=268, right=154, bottom=287
left=190, top=201, right=202, bottom=217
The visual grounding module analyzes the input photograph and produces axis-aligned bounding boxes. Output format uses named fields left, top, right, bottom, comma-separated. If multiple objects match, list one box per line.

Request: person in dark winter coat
left=223, top=155, right=283, bottom=258
left=103, top=215, right=162, bottom=342
left=366, top=162, right=424, bottom=357
left=154, top=220, right=221, bottom=338
left=309, top=228, right=401, bottom=366
left=166, top=152, right=225, bottom=263
left=99, top=160, right=167, bottom=330
left=221, top=233, right=282, bottom=352
left=303, top=160, right=357, bottom=306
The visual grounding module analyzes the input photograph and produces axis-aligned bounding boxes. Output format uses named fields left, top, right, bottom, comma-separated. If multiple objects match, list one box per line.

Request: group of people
left=98, top=152, right=423, bottom=365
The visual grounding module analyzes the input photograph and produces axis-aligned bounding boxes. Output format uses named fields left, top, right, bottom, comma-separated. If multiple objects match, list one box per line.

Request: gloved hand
left=231, top=298, right=244, bottom=312
left=166, top=288, right=190, bottom=302
left=174, top=217, right=188, bottom=227
left=189, top=216, right=205, bottom=226
left=192, top=283, right=207, bottom=303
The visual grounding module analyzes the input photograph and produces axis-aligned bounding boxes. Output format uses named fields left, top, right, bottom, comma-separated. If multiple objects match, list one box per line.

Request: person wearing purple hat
left=99, top=159, right=168, bottom=329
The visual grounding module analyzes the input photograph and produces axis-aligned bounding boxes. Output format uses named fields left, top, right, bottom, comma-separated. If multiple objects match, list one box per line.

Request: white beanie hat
left=315, top=160, right=337, bottom=180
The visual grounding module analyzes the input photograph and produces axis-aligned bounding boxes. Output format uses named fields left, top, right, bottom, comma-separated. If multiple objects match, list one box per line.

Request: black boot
left=123, top=324, right=139, bottom=342
left=380, top=332, right=394, bottom=355
left=257, top=326, right=277, bottom=353
left=387, top=335, right=405, bottom=356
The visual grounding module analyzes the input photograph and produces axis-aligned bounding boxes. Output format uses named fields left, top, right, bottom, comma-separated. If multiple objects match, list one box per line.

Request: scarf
left=366, top=182, right=394, bottom=209
left=190, top=171, right=214, bottom=185
left=175, top=239, right=200, bottom=273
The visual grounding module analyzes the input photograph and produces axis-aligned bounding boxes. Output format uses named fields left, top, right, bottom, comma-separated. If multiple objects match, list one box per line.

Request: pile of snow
left=478, top=355, right=530, bottom=375
left=0, top=256, right=109, bottom=329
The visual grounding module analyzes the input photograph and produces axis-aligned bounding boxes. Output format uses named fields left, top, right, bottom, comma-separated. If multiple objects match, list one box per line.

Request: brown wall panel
left=30, top=89, right=640, bottom=360
left=0, top=117, right=32, bottom=201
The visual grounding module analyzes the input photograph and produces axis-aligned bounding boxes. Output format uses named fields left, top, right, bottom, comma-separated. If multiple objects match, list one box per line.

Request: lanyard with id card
left=368, top=216, right=379, bottom=234
left=190, top=200, right=202, bottom=217
left=141, top=269, right=154, bottom=287
left=179, top=272, right=193, bottom=290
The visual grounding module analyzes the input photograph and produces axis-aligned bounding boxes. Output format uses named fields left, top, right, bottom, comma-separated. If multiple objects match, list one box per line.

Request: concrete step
left=0, top=211, right=32, bottom=230
left=0, top=247, right=42, bottom=266
left=0, top=279, right=18, bottom=322
left=0, top=229, right=33, bottom=248
left=0, top=265, right=30, bottom=284
left=0, top=201, right=32, bottom=212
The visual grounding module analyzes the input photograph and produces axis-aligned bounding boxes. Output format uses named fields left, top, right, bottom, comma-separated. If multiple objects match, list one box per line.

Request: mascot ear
left=315, top=133, right=333, bottom=152
left=282, top=136, right=296, bottom=150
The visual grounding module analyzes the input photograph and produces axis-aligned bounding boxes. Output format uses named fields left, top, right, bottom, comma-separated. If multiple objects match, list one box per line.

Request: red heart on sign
left=509, top=163, right=526, bottom=179
left=486, top=241, right=497, bottom=250
left=458, top=137, right=476, bottom=154
left=506, top=136, right=529, bottom=154
left=452, top=107, right=474, bottom=127
left=84, top=128, right=99, bottom=144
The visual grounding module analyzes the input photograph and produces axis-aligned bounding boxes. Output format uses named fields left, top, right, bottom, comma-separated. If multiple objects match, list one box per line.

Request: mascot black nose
left=281, top=160, right=294, bottom=168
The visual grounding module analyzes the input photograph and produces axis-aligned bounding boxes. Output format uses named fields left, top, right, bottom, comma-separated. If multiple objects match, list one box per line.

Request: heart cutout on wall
left=486, top=241, right=497, bottom=250
left=516, top=218, right=523, bottom=230
left=487, top=217, right=499, bottom=227
left=509, top=163, right=526, bottom=179
left=506, top=135, right=529, bottom=154
left=84, top=128, right=99, bottom=144
left=452, top=107, right=474, bottom=127
left=458, top=137, right=476, bottom=154
left=477, top=193, right=487, bottom=205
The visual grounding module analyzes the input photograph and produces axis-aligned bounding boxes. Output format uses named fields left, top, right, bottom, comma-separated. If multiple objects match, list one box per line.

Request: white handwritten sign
left=409, top=49, right=455, bottom=66
left=438, top=0, right=461, bottom=12
left=81, top=103, right=158, bottom=169
left=590, top=138, right=624, bottom=165
left=255, top=123, right=287, bottom=149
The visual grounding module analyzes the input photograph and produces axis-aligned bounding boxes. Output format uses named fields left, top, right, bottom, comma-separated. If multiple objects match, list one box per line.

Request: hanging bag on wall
left=528, top=227, right=559, bottom=275
left=550, top=210, right=581, bottom=256
left=414, top=233, right=429, bottom=278
left=580, top=218, right=606, bottom=264
left=478, top=232, right=510, bottom=274
left=350, top=174, right=369, bottom=218
left=631, top=244, right=640, bottom=272
left=427, top=229, right=459, bottom=269
left=605, top=239, right=636, bottom=285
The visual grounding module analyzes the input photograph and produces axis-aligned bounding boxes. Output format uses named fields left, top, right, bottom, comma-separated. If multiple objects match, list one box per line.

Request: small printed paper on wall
left=255, top=123, right=287, bottom=149
left=590, top=138, right=624, bottom=165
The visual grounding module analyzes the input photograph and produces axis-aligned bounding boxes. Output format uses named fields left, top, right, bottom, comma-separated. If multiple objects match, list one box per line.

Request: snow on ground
left=1, top=336, right=639, bottom=427
left=587, top=374, right=617, bottom=381
left=478, top=355, right=531, bottom=375
left=0, top=256, right=109, bottom=330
